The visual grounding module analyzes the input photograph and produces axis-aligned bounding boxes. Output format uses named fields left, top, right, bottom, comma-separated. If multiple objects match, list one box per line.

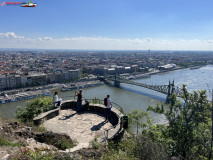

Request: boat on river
left=0, top=90, right=51, bottom=104
left=190, top=66, right=201, bottom=70
left=61, top=81, right=104, bottom=92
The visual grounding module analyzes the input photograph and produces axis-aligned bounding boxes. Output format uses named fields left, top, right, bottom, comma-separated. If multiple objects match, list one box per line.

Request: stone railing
left=33, top=100, right=124, bottom=142
left=33, top=108, right=59, bottom=126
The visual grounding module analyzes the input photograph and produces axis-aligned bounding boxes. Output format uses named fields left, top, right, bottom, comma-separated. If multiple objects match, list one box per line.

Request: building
left=20, top=76, right=28, bottom=86
left=107, top=68, right=115, bottom=75
left=0, top=75, right=6, bottom=90
left=116, top=66, right=125, bottom=74
left=69, top=69, right=80, bottom=81
left=158, top=64, right=176, bottom=70
left=28, top=73, right=47, bottom=85
left=47, top=73, right=56, bottom=83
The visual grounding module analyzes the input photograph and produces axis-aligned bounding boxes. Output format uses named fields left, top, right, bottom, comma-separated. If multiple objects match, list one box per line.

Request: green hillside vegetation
left=15, top=97, right=54, bottom=123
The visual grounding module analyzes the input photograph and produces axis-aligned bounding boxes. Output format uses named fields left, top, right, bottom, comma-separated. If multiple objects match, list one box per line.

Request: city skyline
left=0, top=0, right=213, bottom=50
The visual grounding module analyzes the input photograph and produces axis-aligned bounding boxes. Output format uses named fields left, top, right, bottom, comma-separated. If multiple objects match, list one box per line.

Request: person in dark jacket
left=75, top=89, right=83, bottom=112
left=105, top=94, right=112, bottom=121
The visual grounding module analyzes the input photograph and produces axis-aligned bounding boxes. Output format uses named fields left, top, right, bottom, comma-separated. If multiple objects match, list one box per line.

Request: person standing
left=53, top=91, right=61, bottom=107
left=104, top=95, right=112, bottom=121
left=75, top=89, right=83, bottom=112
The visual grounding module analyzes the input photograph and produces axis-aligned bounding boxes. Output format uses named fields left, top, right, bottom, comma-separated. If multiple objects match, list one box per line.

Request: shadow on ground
left=58, top=113, right=77, bottom=120
left=91, top=120, right=107, bottom=131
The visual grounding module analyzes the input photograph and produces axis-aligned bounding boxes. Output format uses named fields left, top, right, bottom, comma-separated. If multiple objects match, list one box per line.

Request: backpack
left=104, top=98, right=107, bottom=106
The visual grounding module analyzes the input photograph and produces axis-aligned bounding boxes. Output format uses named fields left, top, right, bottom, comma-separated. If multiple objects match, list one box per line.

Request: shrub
left=16, top=97, right=53, bottom=123
left=91, top=140, right=101, bottom=149
left=53, top=137, right=74, bottom=150
left=101, top=135, right=168, bottom=160
left=134, top=135, right=169, bottom=160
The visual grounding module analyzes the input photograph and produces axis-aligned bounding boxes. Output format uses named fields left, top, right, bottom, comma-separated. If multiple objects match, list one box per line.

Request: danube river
left=1, top=65, right=213, bottom=124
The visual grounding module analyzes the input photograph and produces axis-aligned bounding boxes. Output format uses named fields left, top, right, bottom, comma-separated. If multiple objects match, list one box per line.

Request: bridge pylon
left=114, top=74, right=120, bottom=87
left=166, top=80, right=175, bottom=104
left=166, top=81, right=171, bottom=104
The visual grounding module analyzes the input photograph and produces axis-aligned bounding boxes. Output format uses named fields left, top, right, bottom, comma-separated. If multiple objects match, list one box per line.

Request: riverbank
left=125, top=64, right=207, bottom=80
left=0, top=80, right=104, bottom=96
left=61, top=80, right=104, bottom=92
left=0, top=83, right=62, bottom=96
left=0, top=90, right=51, bottom=104
left=125, top=66, right=184, bottom=80
left=0, top=65, right=204, bottom=96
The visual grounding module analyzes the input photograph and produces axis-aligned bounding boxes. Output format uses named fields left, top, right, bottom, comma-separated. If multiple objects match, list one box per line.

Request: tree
left=101, top=135, right=168, bottom=160
left=16, top=97, right=53, bottom=123
left=128, top=109, right=151, bottom=134
left=147, top=85, right=212, bottom=159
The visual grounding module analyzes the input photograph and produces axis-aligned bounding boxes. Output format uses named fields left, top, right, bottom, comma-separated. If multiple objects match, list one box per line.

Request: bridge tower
left=166, top=80, right=175, bottom=104
left=171, top=80, right=175, bottom=94
left=166, top=81, right=171, bottom=104
left=114, top=74, right=120, bottom=87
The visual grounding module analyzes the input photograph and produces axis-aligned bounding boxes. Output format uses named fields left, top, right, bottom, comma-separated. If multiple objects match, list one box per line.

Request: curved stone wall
left=33, top=100, right=124, bottom=142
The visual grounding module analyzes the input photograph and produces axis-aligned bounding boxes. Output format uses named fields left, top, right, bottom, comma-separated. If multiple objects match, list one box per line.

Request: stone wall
left=33, top=108, right=59, bottom=126
left=33, top=100, right=124, bottom=142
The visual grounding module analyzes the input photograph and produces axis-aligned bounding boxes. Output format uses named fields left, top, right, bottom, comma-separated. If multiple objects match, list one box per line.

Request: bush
left=53, top=137, right=74, bottom=150
left=101, top=135, right=168, bottom=160
left=135, top=135, right=169, bottom=160
left=34, top=132, right=75, bottom=150
left=16, top=97, right=54, bottom=123
left=89, top=97, right=102, bottom=104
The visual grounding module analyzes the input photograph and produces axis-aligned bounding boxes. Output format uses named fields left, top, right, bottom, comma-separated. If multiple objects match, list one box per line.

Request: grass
left=12, top=148, right=74, bottom=160
left=91, top=137, right=101, bottom=149
left=33, top=125, right=47, bottom=132
left=0, top=137, right=25, bottom=147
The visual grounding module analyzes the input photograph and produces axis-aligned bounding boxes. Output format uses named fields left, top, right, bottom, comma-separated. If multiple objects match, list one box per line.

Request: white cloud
left=146, top=38, right=152, bottom=43
left=0, top=32, right=24, bottom=39
left=207, top=40, right=213, bottom=43
left=62, top=38, right=71, bottom=41
left=37, top=37, right=53, bottom=41
left=0, top=32, right=213, bottom=50
left=42, top=37, right=53, bottom=41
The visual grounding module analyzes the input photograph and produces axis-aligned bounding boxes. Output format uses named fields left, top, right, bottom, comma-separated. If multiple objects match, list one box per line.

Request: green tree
left=128, top=109, right=151, bottom=134
left=102, top=135, right=168, bottom=160
left=147, top=85, right=212, bottom=159
left=16, top=97, right=54, bottom=123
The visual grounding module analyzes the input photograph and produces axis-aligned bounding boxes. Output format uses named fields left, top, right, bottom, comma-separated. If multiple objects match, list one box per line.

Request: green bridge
left=99, top=74, right=183, bottom=103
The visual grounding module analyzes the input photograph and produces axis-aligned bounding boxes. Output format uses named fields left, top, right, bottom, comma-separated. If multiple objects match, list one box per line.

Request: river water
left=1, top=65, right=213, bottom=124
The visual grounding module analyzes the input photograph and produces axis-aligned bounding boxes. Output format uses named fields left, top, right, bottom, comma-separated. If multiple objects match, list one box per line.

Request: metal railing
left=60, top=96, right=124, bottom=114
left=84, top=99, right=124, bottom=114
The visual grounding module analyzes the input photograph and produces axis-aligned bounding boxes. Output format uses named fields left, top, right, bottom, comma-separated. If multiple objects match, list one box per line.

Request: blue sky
left=0, top=0, right=213, bottom=50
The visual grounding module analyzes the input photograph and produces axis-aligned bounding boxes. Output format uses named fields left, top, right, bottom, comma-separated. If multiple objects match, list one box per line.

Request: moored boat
left=0, top=90, right=51, bottom=104
left=190, top=66, right=201, bottom=70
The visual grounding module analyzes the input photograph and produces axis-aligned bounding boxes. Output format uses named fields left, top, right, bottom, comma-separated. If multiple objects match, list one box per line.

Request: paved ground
left=43, top=109, right=113, bottom=152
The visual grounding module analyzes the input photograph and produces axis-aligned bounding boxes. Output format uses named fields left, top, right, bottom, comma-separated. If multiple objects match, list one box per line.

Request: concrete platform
left=43, top=109, right=114, bottom=152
